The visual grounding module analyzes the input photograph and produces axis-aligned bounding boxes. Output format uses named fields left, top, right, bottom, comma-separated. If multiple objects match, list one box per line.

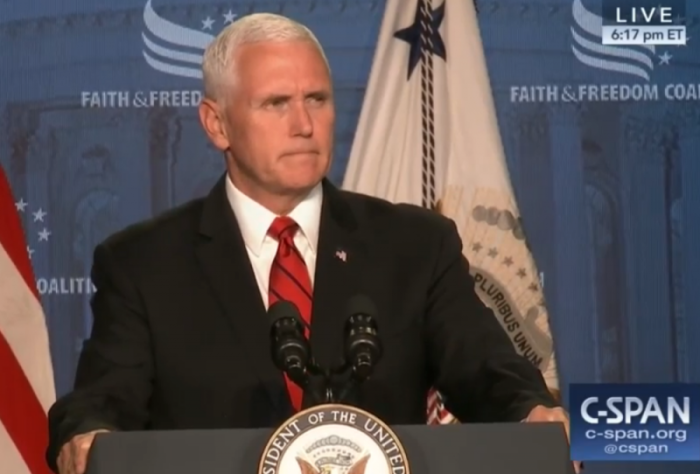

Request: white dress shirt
left=225, top=175, right=323, bottom=309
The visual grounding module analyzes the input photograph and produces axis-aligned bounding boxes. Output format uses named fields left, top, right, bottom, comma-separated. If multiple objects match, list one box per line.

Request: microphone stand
left=307, top=360, right=354, bottom=405
left=307, top=360, right=338, bottom=404
left=336, top=376, right=358, bottom=404
left=323, top=368, right=336, bottom=403
left=302, top=355, right=377, bottom=406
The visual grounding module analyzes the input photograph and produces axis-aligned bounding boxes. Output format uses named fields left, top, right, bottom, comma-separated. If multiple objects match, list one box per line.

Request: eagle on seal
left=296, top=454, right=370, bottom=474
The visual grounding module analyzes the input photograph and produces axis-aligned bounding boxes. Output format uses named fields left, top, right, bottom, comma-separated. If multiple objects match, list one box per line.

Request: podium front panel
left=86, top=423, right=575, bottom=474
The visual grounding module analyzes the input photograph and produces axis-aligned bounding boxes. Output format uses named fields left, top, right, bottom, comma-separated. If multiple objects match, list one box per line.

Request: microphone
left=268, top=300, right=311, bottom=389
left=343, top=295, right=383, bottom=382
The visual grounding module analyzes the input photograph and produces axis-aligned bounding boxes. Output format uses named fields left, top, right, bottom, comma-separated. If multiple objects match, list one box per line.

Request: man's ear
left=198, top=98, right=230, bottom=151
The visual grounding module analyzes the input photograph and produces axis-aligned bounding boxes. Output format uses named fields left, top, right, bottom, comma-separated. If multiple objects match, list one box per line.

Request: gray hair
left=201, top=13, right=330, bottom=102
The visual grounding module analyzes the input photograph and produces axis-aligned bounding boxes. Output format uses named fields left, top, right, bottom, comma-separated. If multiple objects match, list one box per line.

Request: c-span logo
left=258, top=404, right=410, bottom=474
left=570, top=383, right=700, bottom=461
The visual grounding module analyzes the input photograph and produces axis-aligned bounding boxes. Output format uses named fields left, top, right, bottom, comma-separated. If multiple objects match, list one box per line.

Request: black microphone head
left=268, top=300, right=309, bottom=384
left=344, top=294, right=379, bottom=334
left=344, top=295, right=382, bottom=381
left=268, top=300, right=302, bottom=324
left=344, top=294, right=378, bottom=320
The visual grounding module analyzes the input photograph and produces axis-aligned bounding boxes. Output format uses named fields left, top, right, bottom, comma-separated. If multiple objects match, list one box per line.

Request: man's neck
left=227, top=172, right=315, bottom=216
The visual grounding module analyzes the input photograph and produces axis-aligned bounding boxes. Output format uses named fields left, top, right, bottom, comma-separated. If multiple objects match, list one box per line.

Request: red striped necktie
left=267, top=216, right=313, bottom=412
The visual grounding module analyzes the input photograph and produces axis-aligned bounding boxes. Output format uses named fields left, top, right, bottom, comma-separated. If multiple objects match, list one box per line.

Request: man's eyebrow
left=260, top=93, right=292, bottom=103
left=258, top=90, right=331, bottom=103
left=305, top=89, right=331, bottom=98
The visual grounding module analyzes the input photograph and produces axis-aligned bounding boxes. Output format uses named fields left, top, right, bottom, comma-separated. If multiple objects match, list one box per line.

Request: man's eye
left=264, top=98, right=287, bottom=108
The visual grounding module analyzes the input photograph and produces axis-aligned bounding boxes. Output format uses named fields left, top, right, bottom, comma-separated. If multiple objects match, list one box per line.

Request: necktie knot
left=268, top=216, right=299, bottom=242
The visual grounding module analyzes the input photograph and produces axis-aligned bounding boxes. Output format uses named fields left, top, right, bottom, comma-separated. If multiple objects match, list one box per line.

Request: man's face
left=207, top=40, right=334, bottom=196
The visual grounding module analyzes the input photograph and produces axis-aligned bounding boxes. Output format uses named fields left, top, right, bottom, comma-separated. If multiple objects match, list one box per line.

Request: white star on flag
left=32, top=208, right=46, bottom=222
left=13, top=200, right=51, bottom=259
left=38, top=229, right=51, bottom=242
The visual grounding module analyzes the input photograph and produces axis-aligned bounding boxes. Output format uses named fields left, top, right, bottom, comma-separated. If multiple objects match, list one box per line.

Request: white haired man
left=46, top=12, right=571, bottom=474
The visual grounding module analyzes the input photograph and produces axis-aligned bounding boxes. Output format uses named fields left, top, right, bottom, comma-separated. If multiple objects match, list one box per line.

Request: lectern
left=85, top=407, right=575, bottom=474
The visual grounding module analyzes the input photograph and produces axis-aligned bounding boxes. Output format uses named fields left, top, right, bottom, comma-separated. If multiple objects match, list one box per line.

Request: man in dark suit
left=47, top=12, right=576, bottom=474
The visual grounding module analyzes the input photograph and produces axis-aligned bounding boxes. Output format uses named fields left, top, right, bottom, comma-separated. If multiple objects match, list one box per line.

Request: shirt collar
left=225, top=174, right=323, bottom=257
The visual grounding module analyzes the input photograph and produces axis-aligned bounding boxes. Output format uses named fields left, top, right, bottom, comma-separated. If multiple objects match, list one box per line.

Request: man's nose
left=289, top=101, right=313, bottom=137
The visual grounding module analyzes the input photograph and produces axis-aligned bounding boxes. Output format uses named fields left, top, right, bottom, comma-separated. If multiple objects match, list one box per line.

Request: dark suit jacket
left=46, top=175, right=558, bottom=471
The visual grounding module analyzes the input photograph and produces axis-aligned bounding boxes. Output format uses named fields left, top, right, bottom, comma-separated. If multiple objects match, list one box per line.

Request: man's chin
left=277, top=163, right=327, bottom=187
left=273, top=175, right=323, bottom=196
left=280, top=152, right=324, bottom=168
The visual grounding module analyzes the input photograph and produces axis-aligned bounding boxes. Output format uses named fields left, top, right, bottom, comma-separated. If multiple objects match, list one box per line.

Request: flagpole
left=418, top=0, right=437, bottom=210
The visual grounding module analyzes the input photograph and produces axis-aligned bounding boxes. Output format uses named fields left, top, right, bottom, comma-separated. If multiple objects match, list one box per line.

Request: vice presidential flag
left=343, top=0, right=559, bottom=423
left=0, top=164, right=55, bottom=474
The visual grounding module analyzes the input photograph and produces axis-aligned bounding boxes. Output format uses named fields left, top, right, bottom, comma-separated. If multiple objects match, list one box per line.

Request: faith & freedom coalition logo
left=81, top=0, right=235, bottom=108
left=510, top=0, right=698, bottom=103
left=258, top=405, right=410, bottom=474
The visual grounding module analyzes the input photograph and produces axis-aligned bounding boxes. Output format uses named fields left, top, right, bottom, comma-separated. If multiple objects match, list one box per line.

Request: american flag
left=427, top=389, right=456, bottom=424
left=0, top=163, right=55, bottom=474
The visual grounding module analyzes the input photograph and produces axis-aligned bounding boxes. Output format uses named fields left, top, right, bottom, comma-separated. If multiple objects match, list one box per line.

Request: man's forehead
left=235, top=40, right=325, bottom=63
left=227, top=41, right=330, bottom=96
left=240, top=60, right=330, bottom=92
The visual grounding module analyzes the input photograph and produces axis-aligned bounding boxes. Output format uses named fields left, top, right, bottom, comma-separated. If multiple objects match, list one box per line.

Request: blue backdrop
left=1, top=1, right=698, bottom=473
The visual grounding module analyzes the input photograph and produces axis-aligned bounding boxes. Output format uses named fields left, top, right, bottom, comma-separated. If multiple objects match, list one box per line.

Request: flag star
left=472, top=242, right=483, bottom=253
left=38, top=228, right=51, bottom=241
left=27, top=246, right=34, bottom=258
left=528, top=282, right=539, bottom=293
left=517, top=268, right=527, bottom=278
left=15, top=198, right=28, bottom=212
left=32, top=208, right=47, bottom=222
left=487, top=247, right=498, bottom=257
left=202, top=16, right=214, bottom=30
left=658, top=51, right=672, bottom=65
left=223, top=10, right=236, bottom=23
left=393, top=0, right=446, bottom=80
left=502, top=256, right=514, bottom=267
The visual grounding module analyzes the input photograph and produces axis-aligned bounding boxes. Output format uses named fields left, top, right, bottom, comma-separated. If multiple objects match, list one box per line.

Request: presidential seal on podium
left=258, top=404, right=410, bottom=474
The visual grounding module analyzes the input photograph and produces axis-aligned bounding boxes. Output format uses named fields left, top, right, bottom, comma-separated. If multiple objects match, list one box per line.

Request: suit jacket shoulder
left=338, top=189, right=455, bottom=244
left=97, top=195, right=206, bottom=267
left=334, top=190, right=460, bottom=280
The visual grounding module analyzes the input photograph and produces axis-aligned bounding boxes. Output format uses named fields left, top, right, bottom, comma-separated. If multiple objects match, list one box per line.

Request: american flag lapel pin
left=335, top=249, right=347, bottom=262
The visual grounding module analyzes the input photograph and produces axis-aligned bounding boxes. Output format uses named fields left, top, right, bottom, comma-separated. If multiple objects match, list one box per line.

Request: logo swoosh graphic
left=571, top=0, right=656, bottom=81
left=142, top=0, right=215, bottom=79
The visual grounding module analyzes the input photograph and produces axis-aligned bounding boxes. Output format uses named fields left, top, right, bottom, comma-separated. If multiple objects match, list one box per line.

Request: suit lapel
left=309, top=180, right=369, bottom=378
left=194, top=175, right=291, bottom=419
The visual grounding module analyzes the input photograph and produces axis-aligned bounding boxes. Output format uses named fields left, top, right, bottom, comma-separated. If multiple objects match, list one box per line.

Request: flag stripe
left=0, top=422, right=30, bottom=474
left=0, top=323, right=52, bottom=474
left=0, top=245, right=55, bottom=411
left=0, top=166, right=54, bottom=474
left=0, top=170, right=39, bottom=301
